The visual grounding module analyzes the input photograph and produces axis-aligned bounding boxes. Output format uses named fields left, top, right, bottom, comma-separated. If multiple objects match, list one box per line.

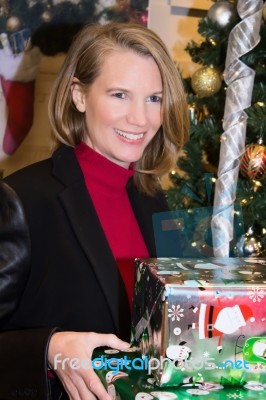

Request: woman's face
left=72, top=49, right=163, bottom=168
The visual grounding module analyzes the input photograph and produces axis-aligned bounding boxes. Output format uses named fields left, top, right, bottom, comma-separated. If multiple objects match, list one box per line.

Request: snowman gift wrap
left=131, top=257, right=266, bottom=387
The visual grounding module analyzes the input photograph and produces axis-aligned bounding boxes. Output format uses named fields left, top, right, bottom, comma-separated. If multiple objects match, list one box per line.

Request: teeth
left=115, top=128, right=144, bottom=140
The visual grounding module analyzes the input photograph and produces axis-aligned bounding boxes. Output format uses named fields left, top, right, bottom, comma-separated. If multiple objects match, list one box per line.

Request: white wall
left=148, top=0, right=211, bottom=76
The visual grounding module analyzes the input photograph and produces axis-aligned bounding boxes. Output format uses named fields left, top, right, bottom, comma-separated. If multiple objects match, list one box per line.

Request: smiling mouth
left=114, top=128, right=144, bottom=141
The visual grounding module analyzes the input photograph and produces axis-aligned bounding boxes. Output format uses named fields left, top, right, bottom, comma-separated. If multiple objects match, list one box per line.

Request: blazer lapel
left=51, top=145, right=130, bottom=337
left=127, top=180, right=170, bottom=257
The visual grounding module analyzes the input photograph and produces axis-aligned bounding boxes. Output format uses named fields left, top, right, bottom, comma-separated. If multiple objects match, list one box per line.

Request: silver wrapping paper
left=132, top=258, right=266, bottom=387
left=211, top=0, right=263, bottom=257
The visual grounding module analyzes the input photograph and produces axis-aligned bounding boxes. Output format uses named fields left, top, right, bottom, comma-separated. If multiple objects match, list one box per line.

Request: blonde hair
left=48, top=22, right=189, bottom=195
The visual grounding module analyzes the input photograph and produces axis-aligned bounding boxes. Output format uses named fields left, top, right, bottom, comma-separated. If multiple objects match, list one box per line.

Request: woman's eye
left=112, top=92, right=126, bottom=99
left=148, top=95, right=162, bottom=103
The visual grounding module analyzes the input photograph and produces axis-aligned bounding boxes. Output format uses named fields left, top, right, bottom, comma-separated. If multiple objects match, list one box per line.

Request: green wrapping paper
left=131, top=258, right=266, bottom=387
left=93, top=348, right=266, bottom=399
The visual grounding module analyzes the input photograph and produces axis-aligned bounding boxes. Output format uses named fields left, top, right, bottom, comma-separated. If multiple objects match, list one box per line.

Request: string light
left=252, top=180, right=262, bottom=192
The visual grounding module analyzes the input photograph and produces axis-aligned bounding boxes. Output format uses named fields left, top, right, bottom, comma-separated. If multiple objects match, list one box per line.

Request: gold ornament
left=6, top=16, right=21, bottom=32
left=240, top=144, right=266, bottom=180
left=191, top=67, right=222, bottom=98
left=263, top=2, right=266, bottom=22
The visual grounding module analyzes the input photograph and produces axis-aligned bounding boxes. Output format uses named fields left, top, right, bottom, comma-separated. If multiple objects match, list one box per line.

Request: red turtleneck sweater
left=74, top=142, right=149, bottom=308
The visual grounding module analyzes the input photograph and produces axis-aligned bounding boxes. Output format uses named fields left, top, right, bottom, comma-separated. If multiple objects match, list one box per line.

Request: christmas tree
left=0, top=0, right=148, bottom=55
left=166, top=0, right=266, bottom=257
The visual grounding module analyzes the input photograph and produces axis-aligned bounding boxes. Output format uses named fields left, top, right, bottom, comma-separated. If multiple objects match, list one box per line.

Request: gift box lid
left=135, top=258, right=266, bottom=293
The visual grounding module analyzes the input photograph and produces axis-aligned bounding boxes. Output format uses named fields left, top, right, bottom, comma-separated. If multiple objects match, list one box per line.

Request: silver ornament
left=207, top=1, right=237, bottom=27
left=233, top=228, right=265, bottom=257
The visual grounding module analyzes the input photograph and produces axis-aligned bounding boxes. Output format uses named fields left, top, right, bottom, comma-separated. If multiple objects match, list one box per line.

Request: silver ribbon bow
left=211, top=0, right=263, bottom=257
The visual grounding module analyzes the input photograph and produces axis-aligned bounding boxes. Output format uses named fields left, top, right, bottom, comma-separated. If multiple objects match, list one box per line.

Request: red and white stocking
left=0, top=42, right=42, bottom=157
left=1, top=76, right=35, bottom=155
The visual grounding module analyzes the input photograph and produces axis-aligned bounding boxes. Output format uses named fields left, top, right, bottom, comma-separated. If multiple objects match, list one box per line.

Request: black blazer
left=0, top=145, right=169, bottom=399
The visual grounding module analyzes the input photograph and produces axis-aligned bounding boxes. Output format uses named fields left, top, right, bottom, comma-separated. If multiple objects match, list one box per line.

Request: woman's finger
left=83, top=368, right=112, bottom=400
left=59, top=370, right=99, bottom=400
left=61, top=375, right=81, bottom=400
left=86, top=332, right=130, bottom=351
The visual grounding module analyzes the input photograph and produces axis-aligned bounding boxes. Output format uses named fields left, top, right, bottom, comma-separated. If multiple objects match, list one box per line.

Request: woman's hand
left=48, top=331, right=130, bottom=400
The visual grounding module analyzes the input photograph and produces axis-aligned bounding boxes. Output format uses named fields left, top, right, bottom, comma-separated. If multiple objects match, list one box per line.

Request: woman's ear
left=71, top=78, right=86, bottom=113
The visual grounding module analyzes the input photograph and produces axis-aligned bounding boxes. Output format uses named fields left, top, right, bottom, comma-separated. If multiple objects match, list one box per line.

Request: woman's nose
left=126, top=100, right=147, bottom=127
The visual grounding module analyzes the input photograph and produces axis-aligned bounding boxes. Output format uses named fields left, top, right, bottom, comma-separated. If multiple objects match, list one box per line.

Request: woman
left=0, top=22, right=189, bottom=399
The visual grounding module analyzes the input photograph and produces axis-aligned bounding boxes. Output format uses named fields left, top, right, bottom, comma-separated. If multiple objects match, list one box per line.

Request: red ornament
left=240, top=144, right=266, bottom=180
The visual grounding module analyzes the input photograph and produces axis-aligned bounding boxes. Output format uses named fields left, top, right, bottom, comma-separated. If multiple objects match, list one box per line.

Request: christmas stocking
left=1, top=76, right=35, bottom=155
left=0, top=33, right=42, bottom=156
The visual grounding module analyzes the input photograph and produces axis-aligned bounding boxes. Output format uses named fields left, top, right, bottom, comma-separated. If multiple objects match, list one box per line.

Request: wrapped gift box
left=93, top=348, right=266, bottom=399
left=131, top=257, right=266, bottom=387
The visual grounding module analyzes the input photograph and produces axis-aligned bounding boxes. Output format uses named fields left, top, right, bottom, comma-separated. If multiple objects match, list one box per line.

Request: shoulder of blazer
left=4, top=145, right=83, bottom=197
left=51, top=144, right=84, bottom=186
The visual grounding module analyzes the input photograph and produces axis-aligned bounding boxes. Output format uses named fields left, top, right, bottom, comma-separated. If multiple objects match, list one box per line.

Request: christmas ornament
left=207, top=1, right=237, bottom=27
left=233, top=227, right=265, bottom=257
left=188, top=104, right=197, bottom=123
left=41, top=10, right=52, bottom=23
left=6, top=16, right=21, bottom=32
left=240, top=144, right=266, bottom=180
left=188, top=103, right=210, bottom=123
left=191, top=67, right=222, bottom=98
left=131, top=9, right=148, bottom=26
left=263, top=2, right=266, bottom=22
left=139, top=10, right=148, bottom=26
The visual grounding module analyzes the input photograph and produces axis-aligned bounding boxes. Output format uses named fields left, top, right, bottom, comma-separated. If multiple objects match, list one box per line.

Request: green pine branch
left=246, top=104, right=266, bottom=137
left=198, top=16, right=239, bottom=42
left=185, top=39, right=225, bottom=70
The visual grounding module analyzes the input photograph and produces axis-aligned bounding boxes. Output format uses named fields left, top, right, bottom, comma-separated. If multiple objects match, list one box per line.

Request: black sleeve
left=0, top=181, right=31, bottom=321
left=0, top=327, right=60, bottom=400
left=0, top=182, right=62, bottom=399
